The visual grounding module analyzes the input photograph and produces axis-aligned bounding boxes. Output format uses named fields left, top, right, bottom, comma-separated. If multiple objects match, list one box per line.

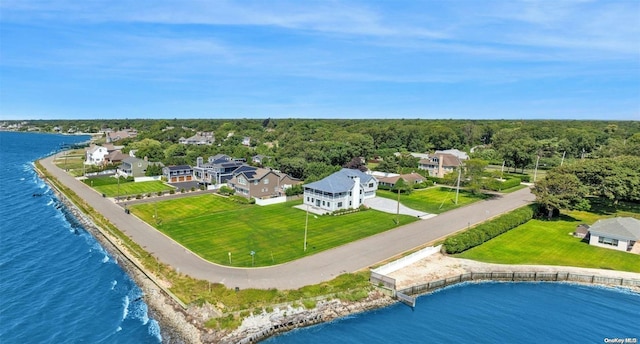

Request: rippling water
left=0, top=132, right=160, bottom=343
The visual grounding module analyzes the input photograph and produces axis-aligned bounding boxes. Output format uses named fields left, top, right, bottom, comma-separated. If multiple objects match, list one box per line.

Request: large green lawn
left=457, top=207, right=640, bottom=273
left=94, top=180, right=174, bottom=197
left=129, top=195, right=418, bottom=267
left=377, top=186, right=489, bottom=214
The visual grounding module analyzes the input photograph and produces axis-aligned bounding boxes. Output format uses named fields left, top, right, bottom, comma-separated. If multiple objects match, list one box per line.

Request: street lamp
left=250, top=251, right=255, bottom=266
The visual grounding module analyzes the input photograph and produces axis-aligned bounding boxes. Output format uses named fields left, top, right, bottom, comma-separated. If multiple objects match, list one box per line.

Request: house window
left=264, top=179, right=269, bottom=185
left=327, top=202, right=331, bottom=207
left=307, top=197, right=310, bottom=202
left=338, top=202, right=343, bottom=208
left=322, top=200, right=325, bottom=206
left=598, top=237, right=619, bottom=246
left=369, top=183, right=374, bottom=188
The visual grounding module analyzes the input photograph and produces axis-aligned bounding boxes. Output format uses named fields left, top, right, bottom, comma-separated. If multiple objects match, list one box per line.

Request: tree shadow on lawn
left=587, top=198, right=640, bottom=216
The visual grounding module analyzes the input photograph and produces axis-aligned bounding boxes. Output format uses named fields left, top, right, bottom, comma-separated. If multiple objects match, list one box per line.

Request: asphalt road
left=41, top=155, right=535, bottom=290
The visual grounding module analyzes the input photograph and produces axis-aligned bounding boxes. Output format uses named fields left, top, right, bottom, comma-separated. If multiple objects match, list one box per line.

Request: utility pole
left=455, top=164, right=461, bottom=205
left=396, top=185, right=400, bottom=225
left=533, top=155, right=540, bottom=182
left=304, top=204, right=309, bottom=251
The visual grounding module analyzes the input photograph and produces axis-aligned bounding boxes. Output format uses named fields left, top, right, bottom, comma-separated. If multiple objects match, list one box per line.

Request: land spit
left=37, top=163, right=639, bottom=343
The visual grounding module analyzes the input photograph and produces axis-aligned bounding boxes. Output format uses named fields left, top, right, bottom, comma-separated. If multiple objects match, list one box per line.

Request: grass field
left=129, top=195, right=418, bottom=267
left=457, top=205, right=640, bottom=273
left=376, top=186, right=489, bottom=214
left=94, top=180, right=174, bottom=197
left=53, top=149, right=86, bottom=176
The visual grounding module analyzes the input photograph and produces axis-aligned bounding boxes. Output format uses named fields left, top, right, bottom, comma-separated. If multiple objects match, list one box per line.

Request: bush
left=219, top=185, right=235, bottom=196
left=444, top=205, right=535, bottom=254
left=229, top=195, right=251, bottom=204
left=482, top=178, right=521, bottom=191
left=169, top=189, right=175, bottom=195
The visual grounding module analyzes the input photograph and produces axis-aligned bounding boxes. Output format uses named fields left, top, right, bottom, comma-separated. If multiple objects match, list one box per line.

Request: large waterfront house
left=85, top=145, right=109, bottom=165
left=303, top=169, right=378, bottom=213
left=588, top=217, right=640, bottom=252
left=418, top=153, right=462, bottom=178
left=179, top=132, right=215, bottom=145
left=162, top=165, right=194, bottom=183
left=117, top=157, right=162, bottom=178
left=192, top=154, right=247, bottom=185
left=228, top=168, right=301, bottom=199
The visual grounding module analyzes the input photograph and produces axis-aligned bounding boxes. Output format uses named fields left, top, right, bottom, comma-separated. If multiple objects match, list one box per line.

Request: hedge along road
left=40, top=154, right=536, bottom=290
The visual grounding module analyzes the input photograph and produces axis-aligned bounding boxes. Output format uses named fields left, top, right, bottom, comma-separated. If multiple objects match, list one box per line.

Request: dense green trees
left=15, top=119, right=640, bottom=184
left=533, top=156, right=640, bottom=218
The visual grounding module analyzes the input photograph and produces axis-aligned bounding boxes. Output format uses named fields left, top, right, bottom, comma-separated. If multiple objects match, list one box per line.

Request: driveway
left=364, top=197, right=434, bottom=219
left=40, top=154, right=535, bottom=290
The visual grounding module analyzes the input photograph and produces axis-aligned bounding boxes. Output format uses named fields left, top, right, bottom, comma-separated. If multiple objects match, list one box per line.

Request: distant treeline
left=15, top=118, right=640, bottom=180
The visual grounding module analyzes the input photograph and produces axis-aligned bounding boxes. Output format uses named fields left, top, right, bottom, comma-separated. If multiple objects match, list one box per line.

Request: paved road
left=41, top=155, right=535, bottom=290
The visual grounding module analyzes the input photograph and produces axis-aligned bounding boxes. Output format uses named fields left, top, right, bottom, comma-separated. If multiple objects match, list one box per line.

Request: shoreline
left=35, top=157, right=640, bottom=343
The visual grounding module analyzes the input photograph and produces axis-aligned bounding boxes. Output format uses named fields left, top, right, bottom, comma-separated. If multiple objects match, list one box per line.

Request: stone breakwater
left=217, top=290, right=395, bottom=344
left=39, top=169, right=398, bottom=344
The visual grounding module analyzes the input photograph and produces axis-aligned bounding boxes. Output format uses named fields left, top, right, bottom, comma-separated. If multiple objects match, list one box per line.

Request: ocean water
left=266, top=282, right=640, bottom=343
left=0, top=132, right=160, bottom=343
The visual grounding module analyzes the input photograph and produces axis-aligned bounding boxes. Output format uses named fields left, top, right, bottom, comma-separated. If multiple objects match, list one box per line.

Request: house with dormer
left=192, top=154, right=247, bottom=185
left=418, top=153, right=462, bottom=178
left=85, top=145, right=109, bottom=165
left=303, top=169, right=378, bottom=212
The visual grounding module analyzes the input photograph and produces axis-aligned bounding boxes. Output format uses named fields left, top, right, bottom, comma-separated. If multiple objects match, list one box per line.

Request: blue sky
left=1, top=0, right=638, bottom=120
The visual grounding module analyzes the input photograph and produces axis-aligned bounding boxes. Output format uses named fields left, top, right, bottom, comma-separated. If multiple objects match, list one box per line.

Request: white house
left=303, top=169, right=378, bottom=213
left=85, top=145, right=109, bottom=165
left=588, top=217, right=640, bottom=252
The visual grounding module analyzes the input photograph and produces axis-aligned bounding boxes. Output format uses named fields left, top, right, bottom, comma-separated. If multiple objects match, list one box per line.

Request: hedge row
left=443, top=205, right=535, bottom=254
left=504, top=173, right=531, bottom=182
left=482, top=177, right=521, bottom=191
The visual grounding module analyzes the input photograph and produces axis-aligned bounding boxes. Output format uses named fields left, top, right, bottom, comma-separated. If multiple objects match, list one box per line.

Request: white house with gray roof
left=303, top=169, right=378, bottom=213
left=588, top=217, right=640, bottom=252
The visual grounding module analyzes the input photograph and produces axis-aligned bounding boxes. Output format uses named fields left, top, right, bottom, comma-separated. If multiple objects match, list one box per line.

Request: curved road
left=41, top=155, right=535, bottom=290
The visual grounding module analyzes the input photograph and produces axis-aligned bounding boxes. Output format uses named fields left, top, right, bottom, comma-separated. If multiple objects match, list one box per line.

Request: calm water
left=2, top=132, right=639, bottom=344
left=0, top=132, right=160, bottom=343
left=266, top=282, right=640, bottom=343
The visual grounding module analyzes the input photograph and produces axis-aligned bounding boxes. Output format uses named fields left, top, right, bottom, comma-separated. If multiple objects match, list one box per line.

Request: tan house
left=418, top=153, right=462, bottom=178
left=228, top=168, right=301, bottom=199
left=377, top=172, right=425, bottom=188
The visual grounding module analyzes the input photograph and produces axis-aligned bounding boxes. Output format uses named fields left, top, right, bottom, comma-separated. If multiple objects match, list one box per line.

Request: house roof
left=104, top=150, right=128, bottom=161
left=377, top=172, right=424, bottom=184
left=166, top=165, right=192, bottom=171
left=589, top=217, right=640, bottom=241
left=304, top=168, right=376, bottom=194
left=435, top=149, right=469, bottom=160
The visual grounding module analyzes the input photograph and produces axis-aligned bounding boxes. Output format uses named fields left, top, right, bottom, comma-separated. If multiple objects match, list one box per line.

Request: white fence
left=254, top=196, right=287, bottom=206
left=372, top=245, right=441, bottom=276
left=134, top=176, right=162, bottom=182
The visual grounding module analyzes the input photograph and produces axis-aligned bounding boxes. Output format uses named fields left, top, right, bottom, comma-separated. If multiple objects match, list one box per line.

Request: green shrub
left=219, top=185, right=235, bottom=196
left=169, top=189, right=175, bottom=194
left=444, top=205, right=535, bottom=254
left=302, top=299, right=317, bottom=309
